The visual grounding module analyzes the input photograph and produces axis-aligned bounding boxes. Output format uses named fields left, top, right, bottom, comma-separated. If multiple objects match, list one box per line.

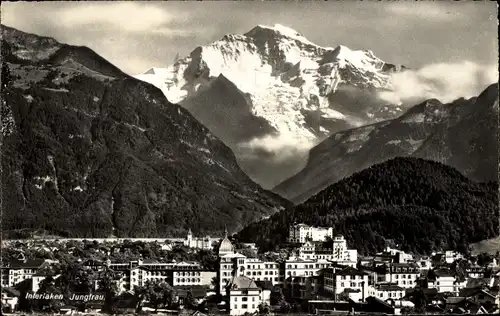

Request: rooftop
left=336, top=266, right=368, bottom=276
left=226, top=276, right=259, bottom=290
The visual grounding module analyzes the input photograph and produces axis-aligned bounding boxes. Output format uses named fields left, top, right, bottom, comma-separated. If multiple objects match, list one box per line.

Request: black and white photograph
left=0, top=1, right=499, bottom=315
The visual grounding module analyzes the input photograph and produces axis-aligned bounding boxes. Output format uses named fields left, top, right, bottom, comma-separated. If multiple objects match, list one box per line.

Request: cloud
left=379, top=62, right=499, bottom=105
left=57, top=3, right=177, bottom=33
left=237, top=134, right=316, bottom=163
left=384, top=2, right=463, bottom=21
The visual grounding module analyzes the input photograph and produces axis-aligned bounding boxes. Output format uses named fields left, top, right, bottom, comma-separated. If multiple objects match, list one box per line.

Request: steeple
left=224, top=225, right=228, bottom=238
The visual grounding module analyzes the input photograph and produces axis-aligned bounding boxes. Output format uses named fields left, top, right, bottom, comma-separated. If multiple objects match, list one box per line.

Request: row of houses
left=2, top=224, right=500, bottom=315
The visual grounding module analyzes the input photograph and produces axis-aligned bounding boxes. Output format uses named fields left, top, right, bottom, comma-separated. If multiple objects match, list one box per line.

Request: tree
left=477, top=252, right=494, bottom=267
left=183, top=290, right=197, bottom=310
left=37, top=276, right=64, bottom=312
left=97, top=267, right=119, bottom=313
left=135, top=280, right=175, bottom=312
left=408, top=289, right=428, bottom=313
left=451, top=258, right=470, bottom=280
left=258, top=302, right=270, bottom=315
left=56, top=263, right=96, bottom=298
left=133, top=284, right=149, bottom=313
left=270, top=287, right=285, bottom=306
left=278, top=300, right=291, bottom=313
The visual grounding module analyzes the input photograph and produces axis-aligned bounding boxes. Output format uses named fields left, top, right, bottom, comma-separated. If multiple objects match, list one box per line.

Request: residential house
left=324, top=266, right=370, bottom=302
left=375, top=263, right=419, bottom=289
left=226, top=276, right=270, bottom=316
left=374, top=284, right=406, bottom=301
left=2, top=259, right=50, bottom=287
left=414, top=256, right=432, bottom=274
left=427, top=268, right=465, bottom=294
left=467, top=264, right=486, bottom=279
left=445, top=251, right=464, bottom=264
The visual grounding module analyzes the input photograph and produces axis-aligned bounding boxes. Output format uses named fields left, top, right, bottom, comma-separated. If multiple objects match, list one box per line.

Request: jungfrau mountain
left=273, top=83, right=499, bottom=203
left=134, top=24, right=407, bottom=188
left=0, top=24, right=290, bottom=239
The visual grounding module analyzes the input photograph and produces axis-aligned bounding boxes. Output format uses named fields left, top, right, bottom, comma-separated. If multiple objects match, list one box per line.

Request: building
left=414, top=256, right=433, bottom=274
left=237, top=258, right=281, bottom=285
left=374, top=284, right=406, bottom=301
left=284, top=257, right=333, bottom=280
left=324, top=266, right=370, bottom=302
left=129, top=260, right=214, bottom=289
left=218, top=230, right=247, bottom=295
left=1, top=259, right=49, bottom=288
left=297, top=235, right=357, bottom=266
left=467, top=264, right=486, bottom=279
left=288, top=223, right=334, bottom=244
left=376, top=263, right=420, bottom=289
left=445, top=251, right=464, bottom=264
left=226, top=276, right=270, bottom=316
left=184, top=229, right=220, bottom=250
left=427, top=268, right=465, bottom=294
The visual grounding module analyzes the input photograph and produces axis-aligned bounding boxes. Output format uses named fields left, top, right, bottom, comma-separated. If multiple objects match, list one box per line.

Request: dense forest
left=236, top=157, right=499, bottom=255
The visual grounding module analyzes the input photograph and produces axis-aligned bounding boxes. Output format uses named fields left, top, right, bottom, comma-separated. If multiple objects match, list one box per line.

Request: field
left=471, top=235, right=500, bottom=255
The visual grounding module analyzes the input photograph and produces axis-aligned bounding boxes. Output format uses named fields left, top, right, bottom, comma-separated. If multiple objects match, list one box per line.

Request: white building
left=324, top=266, right=371, bottom=302
left=129, top=260, right=213, bottom=289
left=374, top=284, right=406, bottom=301
left=184, top=229, right=220, bottom=250
left=444, top=251, right=463, bottom=264
left=427, top=269, right=465, bottom=294
left=297, top=235, right=357, bottom=266
left=376, top=263, right=420, bottom=289
left=1, top=259, right=50, bottom=288
left=377, top=247, right=414, bottom=264
left=226, top=276, right=270, bottom=316
left=414, top=256, right=432, bottom=273
left=285, top=257, right=332, bottom=280
left=237, top=258, right=281, bottom=285
left=288, top=223, right=334, bottom=244
left=218, top=231, right=247, bottom=295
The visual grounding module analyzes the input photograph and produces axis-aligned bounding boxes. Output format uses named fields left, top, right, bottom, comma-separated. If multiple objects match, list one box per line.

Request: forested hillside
left=236, top=157, right=499, bottom=255
left=1, top=25, right=289, bottom=239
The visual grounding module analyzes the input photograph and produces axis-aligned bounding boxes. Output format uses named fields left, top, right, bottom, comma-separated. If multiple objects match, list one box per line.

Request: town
left=1, top=224, right=499, bottom=315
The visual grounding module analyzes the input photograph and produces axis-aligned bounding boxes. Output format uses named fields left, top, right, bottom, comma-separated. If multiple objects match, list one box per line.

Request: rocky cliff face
left=274, top=83, right=499, bottom=203
left=134, top=24, right=405, bottom=188
left=1, top=25, right=289, bottom=239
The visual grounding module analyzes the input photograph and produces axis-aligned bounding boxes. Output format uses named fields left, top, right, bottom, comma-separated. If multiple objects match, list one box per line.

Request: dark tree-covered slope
left=274, top=84, right=499, bottom=203
left=1, top=24, right=289, bottom=239
left=236, top=157, right=499, bottom=255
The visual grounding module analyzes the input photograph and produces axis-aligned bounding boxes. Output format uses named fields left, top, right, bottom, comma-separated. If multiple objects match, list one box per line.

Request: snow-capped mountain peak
left=245, top=23, right=320, bottom=47
left=134, top=24, right=405, bottom=187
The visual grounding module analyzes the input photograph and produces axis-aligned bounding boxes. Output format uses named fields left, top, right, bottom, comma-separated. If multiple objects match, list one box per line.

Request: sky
left=1, top=1, right=498, bottom=75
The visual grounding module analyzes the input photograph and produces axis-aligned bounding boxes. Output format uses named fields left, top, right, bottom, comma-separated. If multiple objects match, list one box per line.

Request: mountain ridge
left=273, top=83, right=499, bottom=203
left=1, top=24, right=290, bottom=239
